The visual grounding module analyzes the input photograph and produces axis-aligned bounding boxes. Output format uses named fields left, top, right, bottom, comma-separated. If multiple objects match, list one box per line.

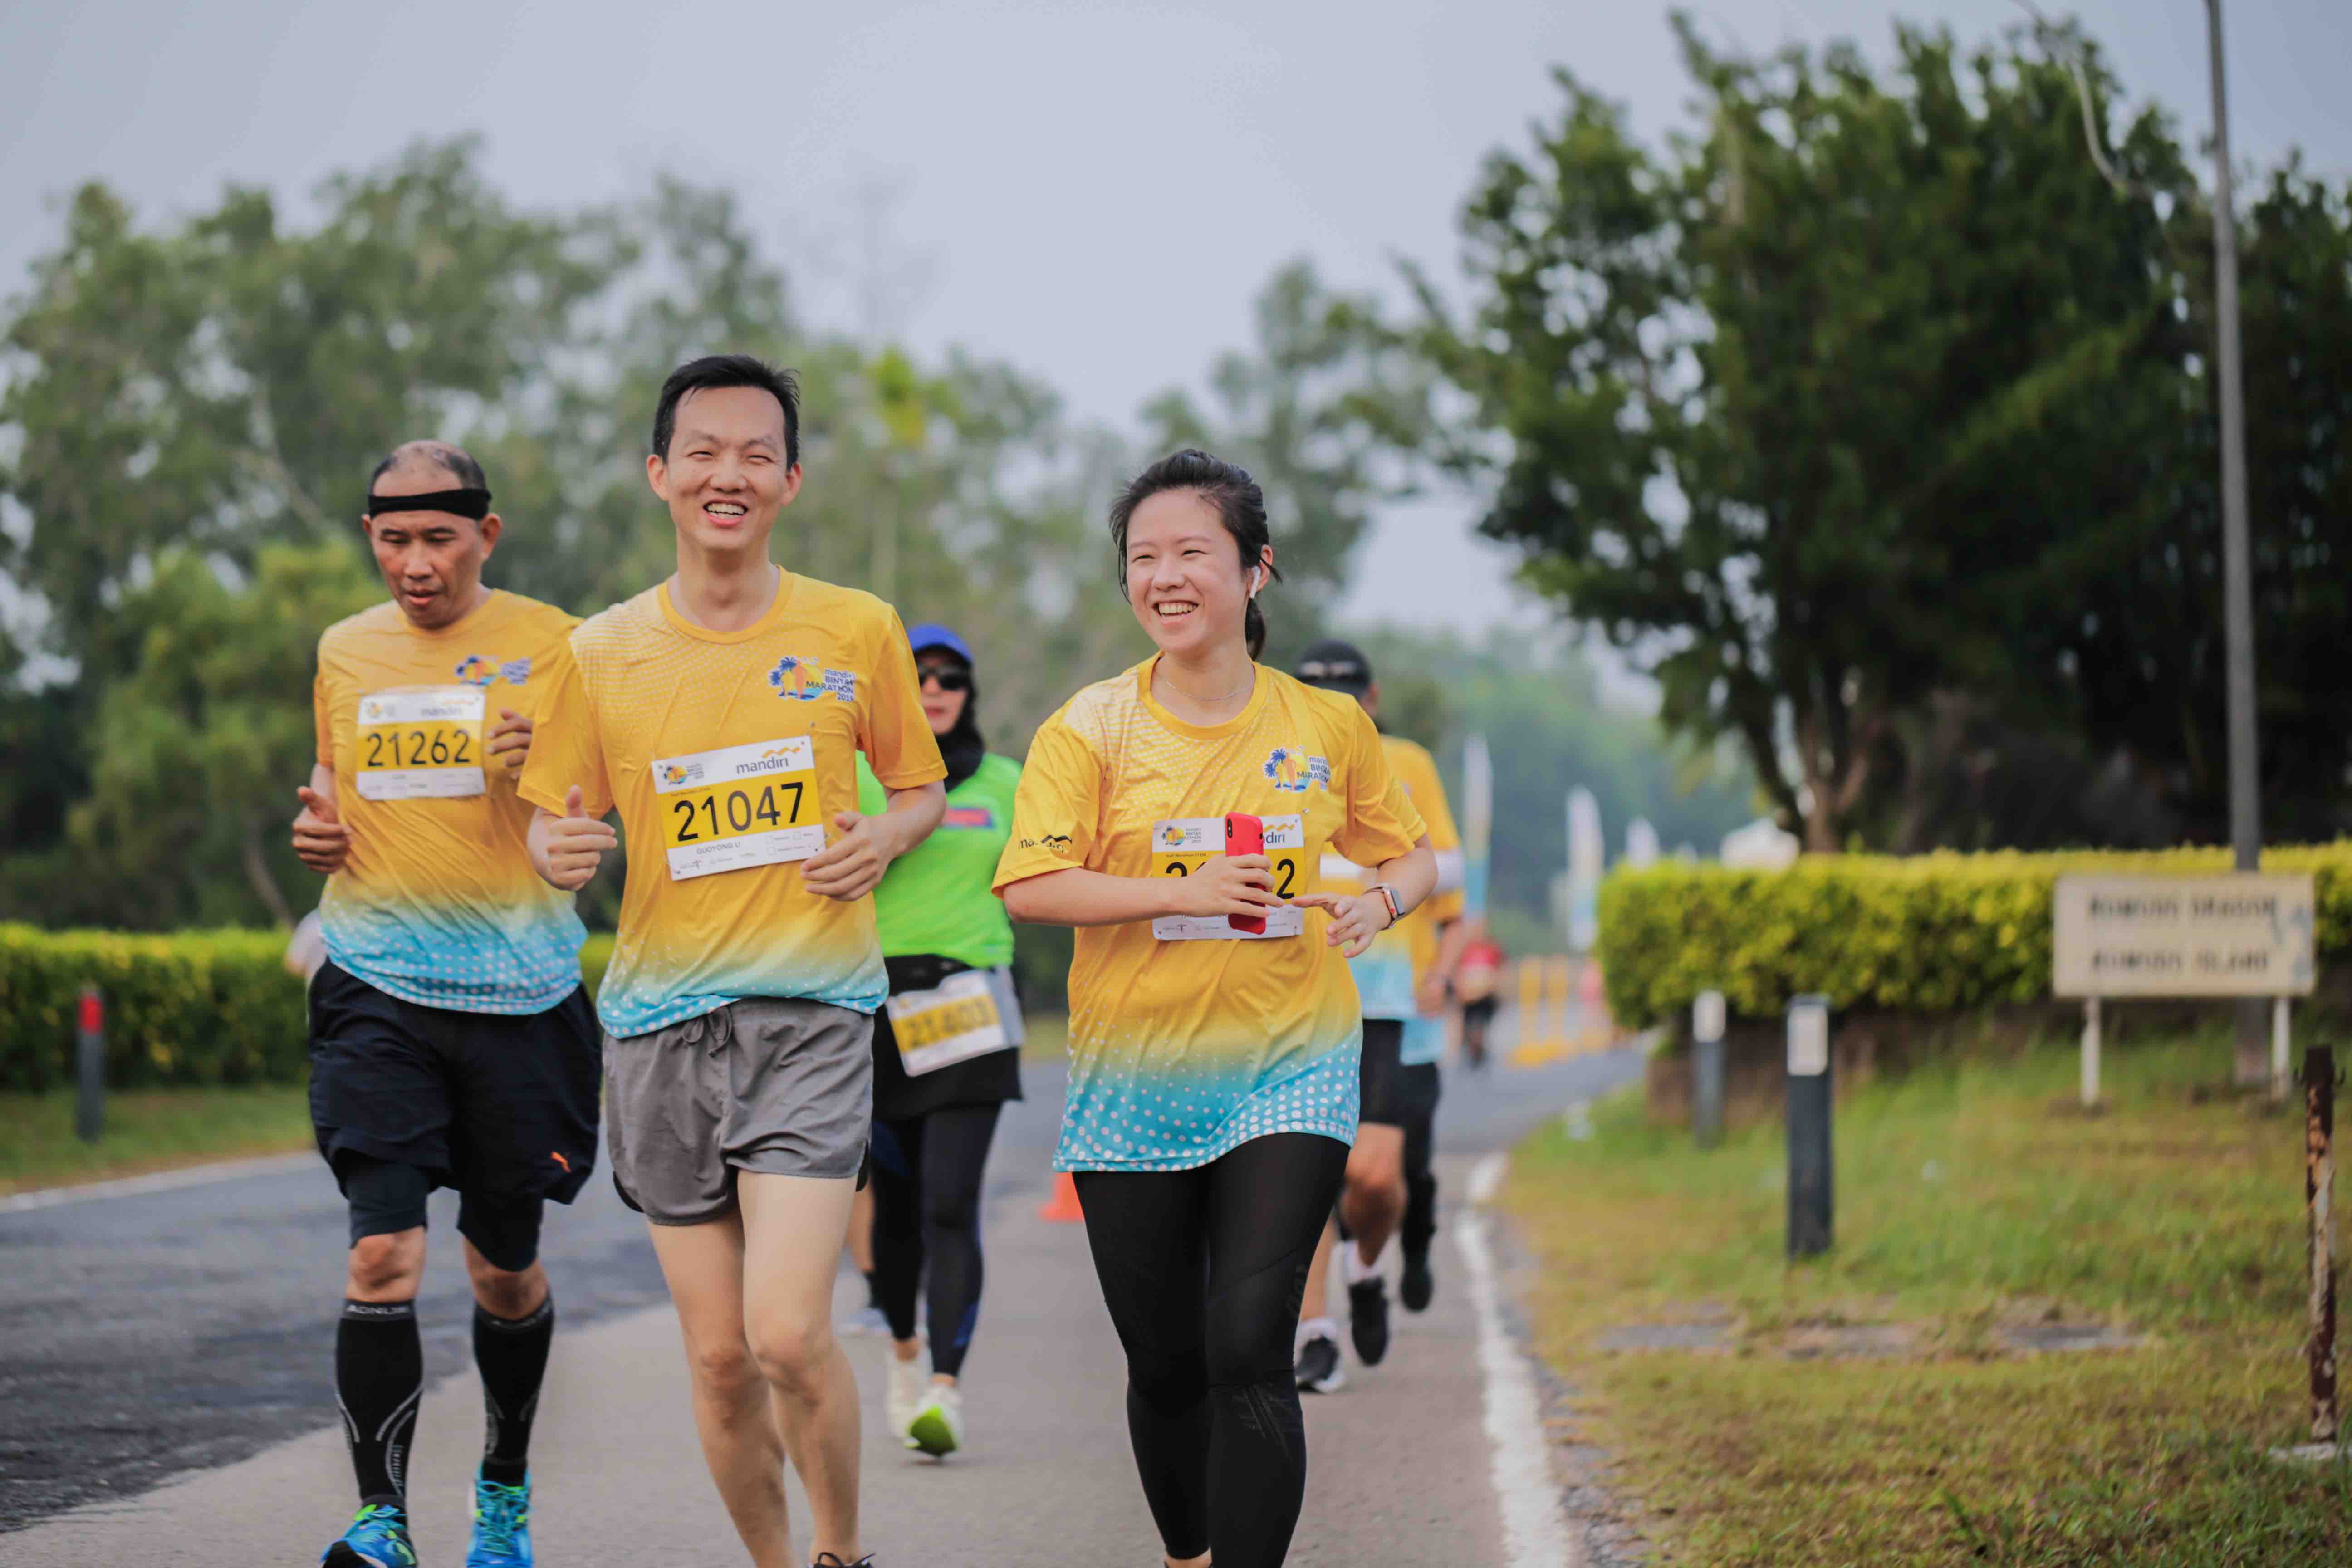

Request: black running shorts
left=1357, top=1018, right=1410, bottom=1127
left=308, top=960, right=600, bottom=1219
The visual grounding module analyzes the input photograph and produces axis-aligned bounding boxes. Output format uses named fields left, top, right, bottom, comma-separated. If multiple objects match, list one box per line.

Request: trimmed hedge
left=0, top=926, right=621, bottom=1092
left=1597, top=843, right=2352, bottom=1030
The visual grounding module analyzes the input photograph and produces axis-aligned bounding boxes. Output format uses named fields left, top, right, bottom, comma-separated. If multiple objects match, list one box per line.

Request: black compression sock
left=473, top=1296, right=555, bottom=1485
left=337, top=1299, right=423, bottom=1506
left=863, top=1269, right=882, bottom=1311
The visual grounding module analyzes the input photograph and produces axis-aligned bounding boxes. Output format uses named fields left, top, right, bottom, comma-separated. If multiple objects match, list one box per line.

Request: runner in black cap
left=1291, top=639, right=1468, bottom=1391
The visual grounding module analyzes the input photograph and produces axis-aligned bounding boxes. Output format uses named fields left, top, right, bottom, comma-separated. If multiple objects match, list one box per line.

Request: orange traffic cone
left=1038, top=1171, right=1085, bottom=1223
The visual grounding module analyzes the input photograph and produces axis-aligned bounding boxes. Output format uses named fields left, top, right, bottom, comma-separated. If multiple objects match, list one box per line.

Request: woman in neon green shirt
left=854, top=622, right=1023, bottom=1461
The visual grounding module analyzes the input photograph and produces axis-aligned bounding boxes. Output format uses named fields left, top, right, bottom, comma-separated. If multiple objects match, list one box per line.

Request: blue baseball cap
left=905, top=622, right=973, bottom=664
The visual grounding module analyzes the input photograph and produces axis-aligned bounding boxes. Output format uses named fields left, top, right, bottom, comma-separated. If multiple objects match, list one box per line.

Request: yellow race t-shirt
left=312, top=591, right=587, bottom=1014
left=1326, top=734, right=1465, bottom=1062
left=518, top=569, right=946, bottom=1037
left=992, top=657, right=1425, bottom=1171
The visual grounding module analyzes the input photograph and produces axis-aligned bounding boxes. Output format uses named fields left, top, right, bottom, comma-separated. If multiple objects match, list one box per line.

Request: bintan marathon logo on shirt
left=453, top=655, right=500, bottom=687
left=767, top=655, right=857, bottom=703
left=499, top=657, right=533, bottom=685
left=1261, top=745, right=1332, bottom=794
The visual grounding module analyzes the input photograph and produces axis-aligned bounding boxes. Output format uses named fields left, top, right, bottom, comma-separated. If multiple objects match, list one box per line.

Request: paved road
left=2, top=1035, right=1638, bottom=1561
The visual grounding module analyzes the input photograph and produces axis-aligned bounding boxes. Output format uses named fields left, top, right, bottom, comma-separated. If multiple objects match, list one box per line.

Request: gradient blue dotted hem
left=321, top=929, right=583, bottom=1018
left=1052, top=1034, right=1362, bottom=1172
left=597, top=977, right=884, bottom=1039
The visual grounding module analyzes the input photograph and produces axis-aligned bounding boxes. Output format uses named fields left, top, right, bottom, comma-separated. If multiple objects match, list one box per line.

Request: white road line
left=1459, top=1151, right=1582, bottom=1568
left=0, top=1152, right=315, bottom=1214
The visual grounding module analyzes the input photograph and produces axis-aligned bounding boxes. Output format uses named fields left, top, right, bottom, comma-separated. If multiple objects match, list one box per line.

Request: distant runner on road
left=1290, top=640, right=1467, bottom=1396
left=520, top=355, right=945, bottom=1568
left=995, top=450, right=1438, bottom=1568
left=856, top=622, right=1024, bottom=1460
left=294, top=440, right=595, bottom=1568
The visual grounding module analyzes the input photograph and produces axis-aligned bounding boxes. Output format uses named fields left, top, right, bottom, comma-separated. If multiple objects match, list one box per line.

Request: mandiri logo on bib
left=1261, top=746, right=1331, bottom=794
left=767, top=655, right=857, bottom=703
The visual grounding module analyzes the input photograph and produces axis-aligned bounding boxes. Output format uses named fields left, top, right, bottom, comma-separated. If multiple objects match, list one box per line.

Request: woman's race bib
left=652, top=737, right=823, bottom=881
left=1148, top=814, right=1311, bottom=941
left=355, top=687, right=487, bottom=800
left=886, top=967, right=1025, bottom=1075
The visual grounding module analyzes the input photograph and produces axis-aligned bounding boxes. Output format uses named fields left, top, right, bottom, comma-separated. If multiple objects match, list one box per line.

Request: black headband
left=363, top=488, right=492, bottom=521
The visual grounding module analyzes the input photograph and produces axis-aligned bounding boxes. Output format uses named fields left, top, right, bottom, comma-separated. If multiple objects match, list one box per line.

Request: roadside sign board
left=2053, top=874, right=2316, bottom=998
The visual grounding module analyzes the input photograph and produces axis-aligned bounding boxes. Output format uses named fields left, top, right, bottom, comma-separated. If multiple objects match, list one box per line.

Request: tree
left=54, top=547, right=380, bottom=928
left=1415, top=20, right=2205, bottom=852
left=1142, top=260, right=1433, bottom=669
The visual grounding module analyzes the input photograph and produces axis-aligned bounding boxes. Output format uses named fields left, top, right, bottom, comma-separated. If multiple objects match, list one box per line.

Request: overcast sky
left=4, top=0, right=2347, bottom=639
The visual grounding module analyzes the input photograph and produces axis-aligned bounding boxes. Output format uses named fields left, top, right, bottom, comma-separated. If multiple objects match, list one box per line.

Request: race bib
left=354, top=688, right=486, bottom=800
left=1150, top=815, right=1311, bottom=941
left=886, top=968, right=1024, bottom=1075
left=653, top=737, right=824, bottom=881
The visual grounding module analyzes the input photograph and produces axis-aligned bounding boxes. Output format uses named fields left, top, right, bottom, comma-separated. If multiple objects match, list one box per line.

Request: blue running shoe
left=322, top=1502, right=417, bottom=1568
left=467, top=1470, right=534, bottom=1567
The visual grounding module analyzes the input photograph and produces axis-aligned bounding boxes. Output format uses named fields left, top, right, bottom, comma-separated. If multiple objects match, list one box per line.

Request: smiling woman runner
left=993, top=450, right=1438, bottom=1568
left=854, top=621, right=1023, bottom=1460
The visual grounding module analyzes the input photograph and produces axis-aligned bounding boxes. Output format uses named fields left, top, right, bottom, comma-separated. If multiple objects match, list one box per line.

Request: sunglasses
left=918, top=666, right=970, bottom=692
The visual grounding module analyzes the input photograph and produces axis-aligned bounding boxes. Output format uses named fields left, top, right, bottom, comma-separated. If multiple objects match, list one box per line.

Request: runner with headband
left=296, top=440, right=595, bottom=1568
left=994, top=449, right=1438, bottom=1568
left=856, top=622, right=1024, bottom=1459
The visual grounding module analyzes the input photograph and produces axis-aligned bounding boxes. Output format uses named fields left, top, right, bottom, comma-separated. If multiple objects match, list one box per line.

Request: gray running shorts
left=605, top=997, right=873, bottom=1225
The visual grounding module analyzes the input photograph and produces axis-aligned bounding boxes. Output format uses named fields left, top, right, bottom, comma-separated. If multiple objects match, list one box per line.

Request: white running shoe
left=838, top=1304, right=890, bottom=1337
left=886, top=1351, right=929, bottom=1448
left=907, top=1383, right=964, bottom=1458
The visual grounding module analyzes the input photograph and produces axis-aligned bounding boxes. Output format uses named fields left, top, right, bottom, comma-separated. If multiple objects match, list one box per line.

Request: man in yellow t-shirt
left=519, top=355, right=944, bottom=1568
left=1289, top=639, right=1468, bottom=1390
left=291, top=440, right=593, bottom=1568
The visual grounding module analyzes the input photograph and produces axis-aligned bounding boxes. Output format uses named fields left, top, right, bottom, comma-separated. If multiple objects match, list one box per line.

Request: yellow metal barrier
left=1509, top=956, right=1617, bottom=1065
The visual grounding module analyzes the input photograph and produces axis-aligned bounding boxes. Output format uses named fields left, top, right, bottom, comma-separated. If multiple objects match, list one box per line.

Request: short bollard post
left=1692, top=990, right=1726, bottom=1150
left=75, top=984, right=106, bottom=1145
left=1786, top=994, right=1833, bottom=1259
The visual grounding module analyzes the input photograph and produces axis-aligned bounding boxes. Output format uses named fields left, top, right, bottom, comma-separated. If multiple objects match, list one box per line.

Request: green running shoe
left=906, top=1385, right=964, bottom=1458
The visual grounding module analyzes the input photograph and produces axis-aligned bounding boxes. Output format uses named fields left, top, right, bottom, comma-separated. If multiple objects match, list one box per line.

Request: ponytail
left=1109, top=449, right=1282, bottom=661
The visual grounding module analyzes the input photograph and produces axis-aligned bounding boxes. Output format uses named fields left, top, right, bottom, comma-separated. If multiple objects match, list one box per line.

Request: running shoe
left=466, top=1470, right=533, bottom=1566
left=322, top=1502, right=417, bottom=1568
left=1294, top=1332, right=1346, bottom=1393
left=907, top=1384, right=964, bottom=1458
left=1400, top=1246, right=1436, bottom=1313
left=1349, top=1275, right=1392, bottom=1366
left=811, top=1556, right=875, bottom=1566
left=838, top=1304, right=891, bottom=1337
left=886, top=1351, right=928, bottom=1447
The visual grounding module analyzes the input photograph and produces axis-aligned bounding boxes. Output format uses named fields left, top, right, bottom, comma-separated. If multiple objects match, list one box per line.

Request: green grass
left=0, top=1083, right=315, bottom=1196
left=1505, top=1032, right=2351, bottom=1566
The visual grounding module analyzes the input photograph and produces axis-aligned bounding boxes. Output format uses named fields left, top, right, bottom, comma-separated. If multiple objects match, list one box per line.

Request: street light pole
left=2205, top=0, right=2265, bottom=1083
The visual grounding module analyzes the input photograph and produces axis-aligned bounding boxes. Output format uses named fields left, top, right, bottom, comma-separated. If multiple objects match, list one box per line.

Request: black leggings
left=1401, top=1063, right=1441, bottom=1256
left=869, top=1103, right=1002, bottom=1379
left=1074, top=1132, right=1350, bottom=1568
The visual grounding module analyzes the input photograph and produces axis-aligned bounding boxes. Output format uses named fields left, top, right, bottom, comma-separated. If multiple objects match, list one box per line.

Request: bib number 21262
left=355, top=688, right=486, bottom=800
left=652, top=737, right=823, bottom=881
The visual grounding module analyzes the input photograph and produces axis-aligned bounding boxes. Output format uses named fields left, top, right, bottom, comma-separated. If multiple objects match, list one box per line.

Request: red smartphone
left=1225, top=812, right=1266, bottom=934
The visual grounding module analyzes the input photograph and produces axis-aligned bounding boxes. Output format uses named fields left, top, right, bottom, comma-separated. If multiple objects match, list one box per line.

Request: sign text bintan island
left=2054, top=874, right=2316, bottom=1000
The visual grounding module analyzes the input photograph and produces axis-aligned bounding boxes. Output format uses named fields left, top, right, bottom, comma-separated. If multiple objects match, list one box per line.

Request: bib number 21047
left=652, top=737, right=823, bottom=881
